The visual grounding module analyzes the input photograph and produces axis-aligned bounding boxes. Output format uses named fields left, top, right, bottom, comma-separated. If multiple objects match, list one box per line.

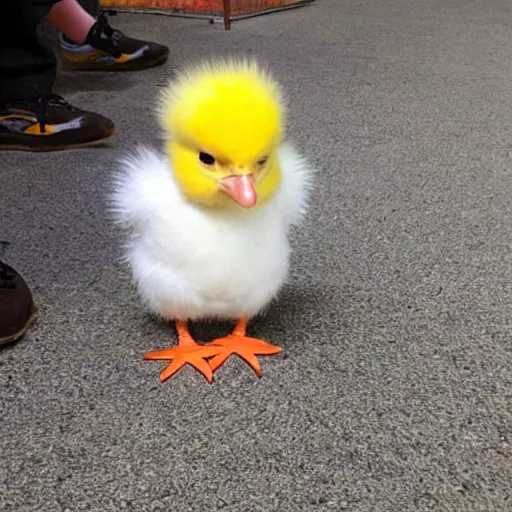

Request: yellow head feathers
left=158, top=59, right=285, bottom=162
left=156, top=59, right=286, bottom=208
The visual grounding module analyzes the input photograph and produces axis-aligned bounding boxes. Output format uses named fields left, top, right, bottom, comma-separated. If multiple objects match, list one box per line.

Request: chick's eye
left=199, top=152, right=215, bottom=165
left=257, top=157, right=268, bottom=166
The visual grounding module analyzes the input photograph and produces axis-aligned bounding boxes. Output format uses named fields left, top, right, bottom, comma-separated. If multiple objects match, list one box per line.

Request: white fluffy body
left=110, top=142, right=313, bottom=322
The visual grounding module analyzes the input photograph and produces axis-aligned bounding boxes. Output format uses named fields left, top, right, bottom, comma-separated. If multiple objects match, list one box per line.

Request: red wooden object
left=100, top=0, right=313, bottom=30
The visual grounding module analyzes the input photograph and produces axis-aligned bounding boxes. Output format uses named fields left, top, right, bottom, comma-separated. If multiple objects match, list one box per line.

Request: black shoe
left=0, top=94, right=115, bottom=152
left=0, top=260, right=37, bottom=346
left=59, top=12, right=169, bottom=71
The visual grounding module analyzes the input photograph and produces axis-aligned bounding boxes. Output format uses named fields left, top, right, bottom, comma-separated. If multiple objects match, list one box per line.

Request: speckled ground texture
left=1, top=0, right=512, bottom=510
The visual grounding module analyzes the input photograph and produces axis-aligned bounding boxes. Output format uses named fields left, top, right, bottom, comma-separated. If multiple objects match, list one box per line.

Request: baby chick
left=111, top=58, right=314, bottom=383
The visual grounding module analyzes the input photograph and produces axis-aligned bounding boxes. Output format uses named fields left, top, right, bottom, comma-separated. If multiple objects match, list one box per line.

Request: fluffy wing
left=276, top=142, right=315, bottom=227
left=108, top=146, right=182, bottom=234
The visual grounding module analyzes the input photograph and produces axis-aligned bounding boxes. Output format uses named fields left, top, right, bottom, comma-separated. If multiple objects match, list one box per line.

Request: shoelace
left=85, top=12, right=123, bottom=59
left=2, top=94, right=77, bottom=133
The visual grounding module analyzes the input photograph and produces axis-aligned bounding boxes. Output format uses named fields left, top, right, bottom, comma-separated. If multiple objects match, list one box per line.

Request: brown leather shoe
left=0, top=261, right=37, bottom=346
left=59, top=12, right=169, bottom=72
left=0, top=94, right=115, bottom=152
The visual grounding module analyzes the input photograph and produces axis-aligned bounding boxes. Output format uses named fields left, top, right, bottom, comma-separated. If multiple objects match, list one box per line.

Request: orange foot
left=143, top=320, right=225, bottom=383
left=208, top=319, right=282, bottom=377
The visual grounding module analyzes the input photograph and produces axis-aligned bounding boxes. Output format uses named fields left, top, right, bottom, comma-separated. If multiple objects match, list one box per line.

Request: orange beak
left=218, top=174, right=257, bottom=208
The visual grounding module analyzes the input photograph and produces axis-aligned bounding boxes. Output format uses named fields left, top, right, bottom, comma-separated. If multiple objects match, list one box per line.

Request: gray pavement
left=1, top=0, right=512, bottom=510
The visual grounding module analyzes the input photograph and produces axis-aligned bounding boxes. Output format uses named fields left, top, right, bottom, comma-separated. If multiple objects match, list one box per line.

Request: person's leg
left=0, top=4, right=40, bottom=338
left=45, top=0, right=95, bottom=44
left=77, top=0, right=99, bottom=17
left=57, top=5, right=169, bottom=71
left=46, top=0, right=123, bottom=57
left=0, top=0, right=59, bottom=105
left=0, top=0, right=115, bottom=151
left=0, top=1, right=115, bottom=345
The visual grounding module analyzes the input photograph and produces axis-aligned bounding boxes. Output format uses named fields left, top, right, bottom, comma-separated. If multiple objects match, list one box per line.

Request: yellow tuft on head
left=156, top=58, right=286, bottom=208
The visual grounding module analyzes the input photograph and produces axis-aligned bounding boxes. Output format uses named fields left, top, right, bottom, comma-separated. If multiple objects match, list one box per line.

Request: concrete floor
left=1, top=0, right=512, bottom=510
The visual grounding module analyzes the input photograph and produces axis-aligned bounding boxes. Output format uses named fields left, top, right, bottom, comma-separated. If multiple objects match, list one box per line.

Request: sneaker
left=0, top=260, right=37, bottom=346
left=59, top=12, right=169, bottom=71
left=0, top=94, right=115, bottom=152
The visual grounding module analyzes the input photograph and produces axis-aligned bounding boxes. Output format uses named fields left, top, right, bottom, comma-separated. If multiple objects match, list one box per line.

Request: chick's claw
left=208, top=335, right=282, bottom=377
left=143, top=344, right=226, bottom=383
left=159, top=356, right=210, bottom=383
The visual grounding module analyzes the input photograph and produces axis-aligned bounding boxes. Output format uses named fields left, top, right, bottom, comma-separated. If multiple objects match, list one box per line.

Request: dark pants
left=0, top=0, right=99, bottom=104
left=79, top=0, right=100, bottom=17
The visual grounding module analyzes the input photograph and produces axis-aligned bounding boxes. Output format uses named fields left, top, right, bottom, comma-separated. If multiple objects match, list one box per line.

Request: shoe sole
left=0, top=305, right=37, bottom=347
left=0, top=131, right=114, bottom=152
left=59, top=51, right=169, bottom=72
